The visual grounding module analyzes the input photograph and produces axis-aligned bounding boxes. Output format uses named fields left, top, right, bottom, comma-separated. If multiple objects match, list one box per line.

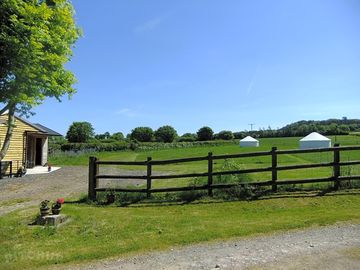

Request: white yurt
left=299, top=132, right=331, bottom=149
left=240, top=136, right=259, bottom=147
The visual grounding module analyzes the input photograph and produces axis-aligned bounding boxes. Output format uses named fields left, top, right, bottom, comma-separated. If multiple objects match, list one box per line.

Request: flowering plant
left=57, top=198, right=65, bottom=204
left=39, top=200, right=50, bottom=209
left=52, top=198, right=64, bottom=209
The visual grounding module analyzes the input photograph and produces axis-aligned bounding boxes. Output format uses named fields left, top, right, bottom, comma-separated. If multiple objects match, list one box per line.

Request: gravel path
left=65, top=224, right=360, bottom=270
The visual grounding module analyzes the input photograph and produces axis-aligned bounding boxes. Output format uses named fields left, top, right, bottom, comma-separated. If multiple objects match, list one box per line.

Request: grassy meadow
left=50, top=135, right=360, bottom=190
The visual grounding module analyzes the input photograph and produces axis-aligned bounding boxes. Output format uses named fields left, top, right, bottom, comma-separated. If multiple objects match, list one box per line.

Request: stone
left=35, top=214, right=68, bottom=226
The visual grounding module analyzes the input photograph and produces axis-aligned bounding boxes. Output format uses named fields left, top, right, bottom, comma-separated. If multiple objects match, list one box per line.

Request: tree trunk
left=0, top=104, right=16, bottom=161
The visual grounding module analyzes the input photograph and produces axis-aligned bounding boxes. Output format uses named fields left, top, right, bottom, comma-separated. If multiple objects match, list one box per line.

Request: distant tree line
left=61, top=117, right=360, bottom=145
left=244, top=118, right=360, bottom=138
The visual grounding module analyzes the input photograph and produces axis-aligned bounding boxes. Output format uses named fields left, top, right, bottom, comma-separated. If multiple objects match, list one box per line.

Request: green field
left=50, top=135, right=360, bottom=190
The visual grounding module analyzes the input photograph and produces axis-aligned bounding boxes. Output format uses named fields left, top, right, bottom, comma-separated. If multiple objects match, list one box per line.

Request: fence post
left=146, top=157, right=152, bottom=198
left=208, top=152, right=213, bottom=197
left=9, top=161, right=12, bottom=178
left=88, top=156, right=98, bottom=201
left=271, top=147, right=278, bottom=192
left=333, top=143, right=340, bottom=190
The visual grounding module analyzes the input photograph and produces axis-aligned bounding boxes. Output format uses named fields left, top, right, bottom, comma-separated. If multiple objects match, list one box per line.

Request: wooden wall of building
left=0, top=114, right=38, bottom=170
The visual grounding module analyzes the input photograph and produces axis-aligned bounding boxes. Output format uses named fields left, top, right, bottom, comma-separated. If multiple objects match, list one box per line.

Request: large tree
left=197, top=126, right=214, bottom=141
left=130, top=127, right=154, bottom=142
left=66, top=122, right=94, bottom=143
left=0, top=0, right=80, bottom=159
left=154, top=125, right=178, bottom=143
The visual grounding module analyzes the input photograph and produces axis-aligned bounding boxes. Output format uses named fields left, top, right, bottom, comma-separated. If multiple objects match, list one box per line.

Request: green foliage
left=197, top=126, right=214, bottom=141
left=154, top=125, right=178, bottom=143
left=94, top=132, right=110, bottom=140
left=178, top=133, right=197, bottom=142
left=48, top=136, right=66, bottom=154
left=0, top=0, right=80, bottom=159
left=60, top=141, right=128, bottom=152
left=278, top=119, right=360, bottom=137
left=233, top=132, right=246, bottom=139
left=0, top=0, right=80, bottom=114
left=66, top=122, right=94, bottom=143
left=212, top=159, right=260, bottom=200
left=135, top=140, right=236, bottom=151
left=130, top=127, right=154, bottom=142
left=115, top=192, right=147, bottom=206
left=54, top=140, right=237, bottom=154
left=110, top=132, right=125, bottom=141
left=216, top=130, right=234, bottom=140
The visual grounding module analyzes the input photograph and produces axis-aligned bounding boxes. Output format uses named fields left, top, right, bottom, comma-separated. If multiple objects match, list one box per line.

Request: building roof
left=33, top=123, right=62, bottom=136
left=300, top=132, right=330, bottom=141
left=240, top=136, right=259, bottom=142
left=1, top=112, right=62, bottom=136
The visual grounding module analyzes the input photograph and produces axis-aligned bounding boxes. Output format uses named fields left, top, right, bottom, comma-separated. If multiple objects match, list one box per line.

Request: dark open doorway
left=35, top=138, right=42, bottom=166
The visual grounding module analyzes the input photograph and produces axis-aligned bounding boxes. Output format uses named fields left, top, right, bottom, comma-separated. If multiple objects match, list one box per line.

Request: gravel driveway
left=0, top=166, right=146, bottom=216
left=64, top=223, right=360, bottom=270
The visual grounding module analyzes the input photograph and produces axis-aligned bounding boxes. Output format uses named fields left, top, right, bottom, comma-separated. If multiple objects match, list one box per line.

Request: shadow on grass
left=65, top=188, right=360, bottom=209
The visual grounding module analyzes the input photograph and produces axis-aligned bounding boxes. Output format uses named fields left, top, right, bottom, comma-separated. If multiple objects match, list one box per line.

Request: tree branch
left=0, top=103, right=16, bottom=161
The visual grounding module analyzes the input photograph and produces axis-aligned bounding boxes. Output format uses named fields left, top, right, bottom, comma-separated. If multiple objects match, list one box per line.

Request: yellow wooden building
left=0, top=113, right=61, bottom=175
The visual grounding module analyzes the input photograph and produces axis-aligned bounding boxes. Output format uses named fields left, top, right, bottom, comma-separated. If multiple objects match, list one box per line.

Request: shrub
left=111, top=132, right=125, bottom=141
left=130, top=127, right=154, bottom=142
left=155, top=125, right=178, bottom=143
left=216, top=130, right=234, bottom=140
left=178, top=133, right=197, bottom=142
left=233, top=132, right=246, bottom=139
left=197, top=126, right=214, bottom=141
left=212, top=159, right=261, bottom=200
left=94, top=132, right=110, bottom=140
left=60, top=141, right=128, bottom=152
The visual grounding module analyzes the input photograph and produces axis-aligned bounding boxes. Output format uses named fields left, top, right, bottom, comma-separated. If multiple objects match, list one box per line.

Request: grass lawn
left=0, top=191, right=359, bottom=269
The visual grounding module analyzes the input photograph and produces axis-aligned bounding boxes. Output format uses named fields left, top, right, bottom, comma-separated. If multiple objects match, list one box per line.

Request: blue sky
left=31, top=0, right=360, bottom=136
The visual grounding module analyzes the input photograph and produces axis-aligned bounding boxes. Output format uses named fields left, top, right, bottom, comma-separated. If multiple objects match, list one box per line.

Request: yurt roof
left=300, top=132, right=330, bottom=142
left=240, top=136, right=259, bottom=142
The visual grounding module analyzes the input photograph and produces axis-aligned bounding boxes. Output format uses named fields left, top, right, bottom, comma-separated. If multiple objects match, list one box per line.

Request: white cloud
left=114, top=108, right=139, bottom=118
left=246, top=64, right=260, bottom=94
left=133, top=15, right=167, bottom=33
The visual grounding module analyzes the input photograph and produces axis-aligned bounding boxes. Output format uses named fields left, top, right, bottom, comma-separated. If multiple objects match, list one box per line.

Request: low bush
left=212, top=159, right=263, bottom=200
left=60, top=141, right=129, bottom=152
left=58, top=139, right=238, bottom=153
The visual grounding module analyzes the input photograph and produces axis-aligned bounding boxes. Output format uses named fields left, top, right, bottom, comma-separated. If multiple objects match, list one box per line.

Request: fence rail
left=88, top=144, right=360, bottom=201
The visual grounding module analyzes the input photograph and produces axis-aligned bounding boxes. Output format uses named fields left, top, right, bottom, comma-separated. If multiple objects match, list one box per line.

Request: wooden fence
left=88, top=144, right=360, bottom=201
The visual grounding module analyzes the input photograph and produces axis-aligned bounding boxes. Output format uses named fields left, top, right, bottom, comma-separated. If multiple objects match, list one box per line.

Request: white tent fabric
left=299, top=132, right=331, bottom=149
left=240, top=136, right=259, bottom=147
